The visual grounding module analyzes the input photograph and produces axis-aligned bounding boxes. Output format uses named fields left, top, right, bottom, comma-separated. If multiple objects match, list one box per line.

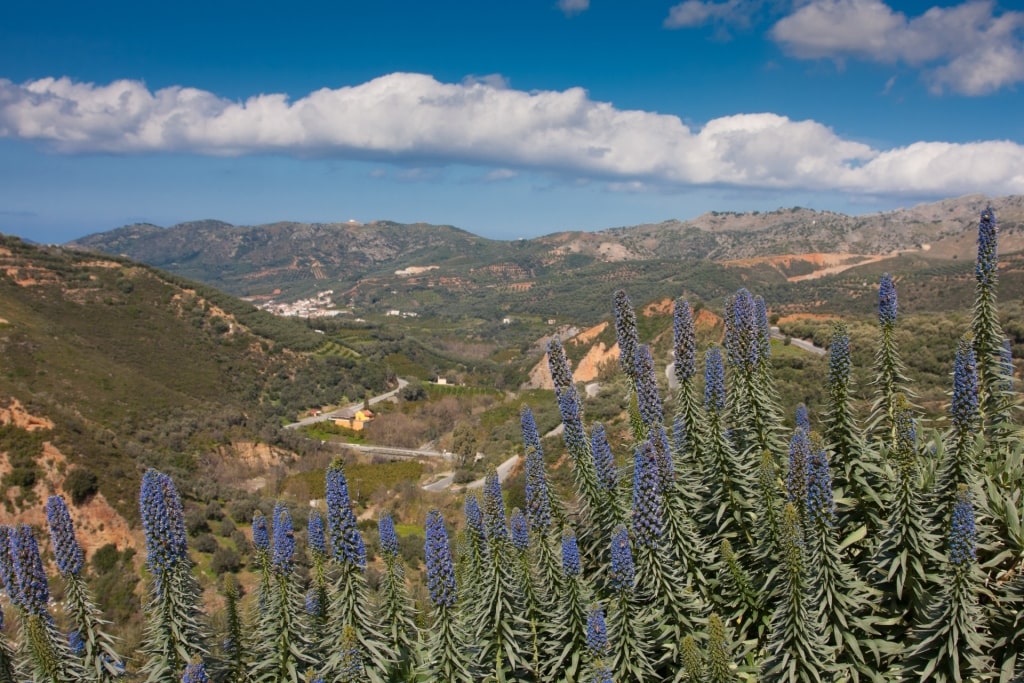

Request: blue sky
left=1, top=0, right=1022, bottom=243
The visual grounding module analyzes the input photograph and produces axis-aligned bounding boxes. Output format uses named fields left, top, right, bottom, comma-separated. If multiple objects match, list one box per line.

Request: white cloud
left=770, top=0, right=1024, bottom=94
left=1, top=73, right=1022, bottom=198
left=664, top=0, right=757, bottom=30
left=558, top=0, right=589, bottom=17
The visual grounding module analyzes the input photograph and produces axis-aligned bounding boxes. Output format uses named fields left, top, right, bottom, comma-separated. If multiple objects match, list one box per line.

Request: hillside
left=0, top=235, right=391, bottom=525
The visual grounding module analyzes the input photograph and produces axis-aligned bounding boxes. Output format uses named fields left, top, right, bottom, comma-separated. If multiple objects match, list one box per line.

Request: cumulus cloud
left=1, top=73, right=1022, bottom=197
left=558, top=0, right=590, bottom=17
left=770, top=0, right=1024, bottom=94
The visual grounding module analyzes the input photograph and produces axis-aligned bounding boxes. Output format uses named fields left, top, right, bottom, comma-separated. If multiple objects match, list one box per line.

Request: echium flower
left=10, top=523, right=49, bottom=614
left=305, top=588, right=322, bottom=618
left=482, top=468, right=508, bottom=541
left=828, top=323, right=851, bottom=389
left=464, top=495, right=484, bottom=541
left=510, top=509, right=529, bottom=552
left=591, top=423, right=618, bottom=493
left=726, top=288, right=759, bottom=370
left=182, top=661, right=210, bottom=683
left=614, top=289, right=639, bottom=382
left=1000, top=338, right=1014, bottom=393
left=562, top=528, right=581, bottom=576
left=558, top=387, right=590, bottom=460
left=805, top=435, right=835, bottom=528
left=673, top=298, right=697, bottom=385
left=521, top=405, right=542, bottom=456
left=879, top=273, right=898, bottom=327
left=45, top=495, right=84, bottom=576
left=651, top=425, right=674, bottom=490
left=547, top=338, right=574, bottom=397
left=632, top=441, right=663, bottom=549
left=976, top=206, right=998, bottom=287
left=948, top=485, right=977, bottom=568
left=952, top=334, right=980, bottom=432
left=336, top=625, right=365, bottom=682
left=0, top=526, right=14, bottom=597
left=425, top=510, right=456, bottom=607
left=586, top=604, right=610, bottom=657
left=893, top=394, right=917, bottom=460
left=524, top=427, right=552, bottom=533
left=786, top=428, right=810, bottom=507
left=252, top=511, right=269, bottom=553
left=608, top=525, right=635, bottom=592
left=308, top=509, right=326, bottom=559
left=69, top=630, right=85, bottom=656
left=755, top=295, right=771, bottom=361
left=634, top=345, right=664, bottom=428
left=140, top=469, right=189, bottom=580
left=326, top=457, right=366, bottom=570
left=795, top=403, right=810, bottom=432
left=378, top=512, right=399, bottom=558
left=704, top=346, right=726, bottom=413
left=271, top=505, right=295, bottom=576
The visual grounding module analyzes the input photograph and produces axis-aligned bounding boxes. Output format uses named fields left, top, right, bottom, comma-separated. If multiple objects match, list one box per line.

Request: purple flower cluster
left=651, top=425, right=675, bottom=491
left=949, top=487, right=977, bottom=567
left=271, top=505, right=295, bottom=576
left=805, top=436, right=835, bottom=528
left=632, top=441, right=663, bottom=549
left=140, top=469, right=188, bottom=581
left=326, top=458, right=366, bottom=570
left=305, top=587, right=322, bottom=617
left=558, top=388, right=590, bottom=462
left=10, top=524, right=49, bottom=615
left=252, top=511, right=269, bottom=553
left=614, top=289, right=639, bottom=380
left=976, top=207, right=998, bottom=287
left=69, top=629, right=85, bottom=656
left=755, top=295, right=772, bottom=362
left=510, top=508, right=529, bottom=552
left=786, top=429, right=810, bottom=507
left=634, top=345, right=664, bottom=428
left=0, top=526, right=14, bottom=599
left=520, top=404, right=542, bottom=456
left=952, top=335, right=980, bottom=432
left=591, top=423, right=618, bottom=493
left=704, top=347, right=726, bottom=413
left=795, top=403, right=810, bottom=432
left=308, top=509, right=326, bottom=559
left=45, top=495, right=84, bottom=576
left=378, top=512, right=399, bottom=557
left=182, top=662, right=209, bottom=683
left=561, top=529, right=581, bottom=576
left=673, top=298, right=697, bottom=384
left=609, top=525, right=635, bottom=592
left=726, top=288, right=759, bottom=371
left=547, top=338, right=574, bottom=397
left=524, top=412, right=552, bottom=533
left=425, top=510, right=456, bottom=608
left=464, top=495, right=484, bottom=542
left=585, top=604, right=609, bottom=656
left=482, top=469, right=509, bottom=541
left=879, top=274, right=898, bottom=327
left=828, top=324, right=851, bottom=389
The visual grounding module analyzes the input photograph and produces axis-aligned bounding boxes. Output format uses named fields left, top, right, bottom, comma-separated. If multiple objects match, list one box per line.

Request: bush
left=192, top=534, right=219, bottom=554
left=210, top=546, right=242, bottom=574
left=64, top=468, right=100, bottom=505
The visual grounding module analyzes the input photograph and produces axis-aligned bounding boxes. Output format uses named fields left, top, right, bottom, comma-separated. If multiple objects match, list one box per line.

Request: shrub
left=64, top=467, right=100, bottom=504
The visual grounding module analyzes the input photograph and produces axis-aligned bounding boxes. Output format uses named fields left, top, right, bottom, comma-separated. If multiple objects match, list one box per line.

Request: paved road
left=770, top=326, right=827, bottom=356
left=284, top=378, right=409, bottom=429
left=422, top=454, right=520, bottom=492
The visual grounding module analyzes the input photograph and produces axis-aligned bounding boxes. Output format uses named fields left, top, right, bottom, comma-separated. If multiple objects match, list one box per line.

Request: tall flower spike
left=673, top=298, right=697, bottom=385
left=520, top=404, right=542, bottom=455
left=608, top=525, right=635, bottom=592
left=631, top=440, right=663, bottom=549
left=326, top=457, right=366, bottom=569
left=586, top=604, right=610, bottom=657
left=523, top=415, right=553, bottom=533
left=828, top=324, right=851, bottom=390
left=464, top=494, right=484, bottom=540
left=634, top=344, right=664, bottom=429
left=547, top=338, right=574, bottom=397
left=271, top=505, right=294, bottom=576
left=0, top=526, right=14, bottom=598
left=482, top=467, right=508, bottom=541
left=786, top=428, right=810, bottom=509
left=614, top=289, right=639, bottom=382
left=795, top=403, right=810, bottom=432
left=140, top=469, right=189, bottom=581
left=805, top=434, right=835, bottom=528
left=976, top=206, right=998, bottom=287
left=252, top=511, right=269, bottom=552
left=591, top=422, right=618, bottom=492
left=45, top=495, right=84, bottom=576
left=949, top=486, right=977, bottom=568
left=952, top=334, right=980, bottom=433
left=562, top=528, right=581, bottom=576
left=510, top=508, right=529, bottom=552
left=755, top=295, right=771, bottom=361
left=308, top=509, right=326, bottom=559
left=10, top=523, right=49, bottom=614
left=726, top=288, right=759, bottom=370
left=378, top=512, right=399, bottom=557
left=879, top=273, right=897, bottom=327
left=425, top=510, right=456, bottom=607
left=704, top=346, right=726, bottom=413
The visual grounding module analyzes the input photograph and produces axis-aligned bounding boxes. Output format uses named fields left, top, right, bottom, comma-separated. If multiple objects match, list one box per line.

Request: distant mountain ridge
left=68, top=194, right=1024, bottom=305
